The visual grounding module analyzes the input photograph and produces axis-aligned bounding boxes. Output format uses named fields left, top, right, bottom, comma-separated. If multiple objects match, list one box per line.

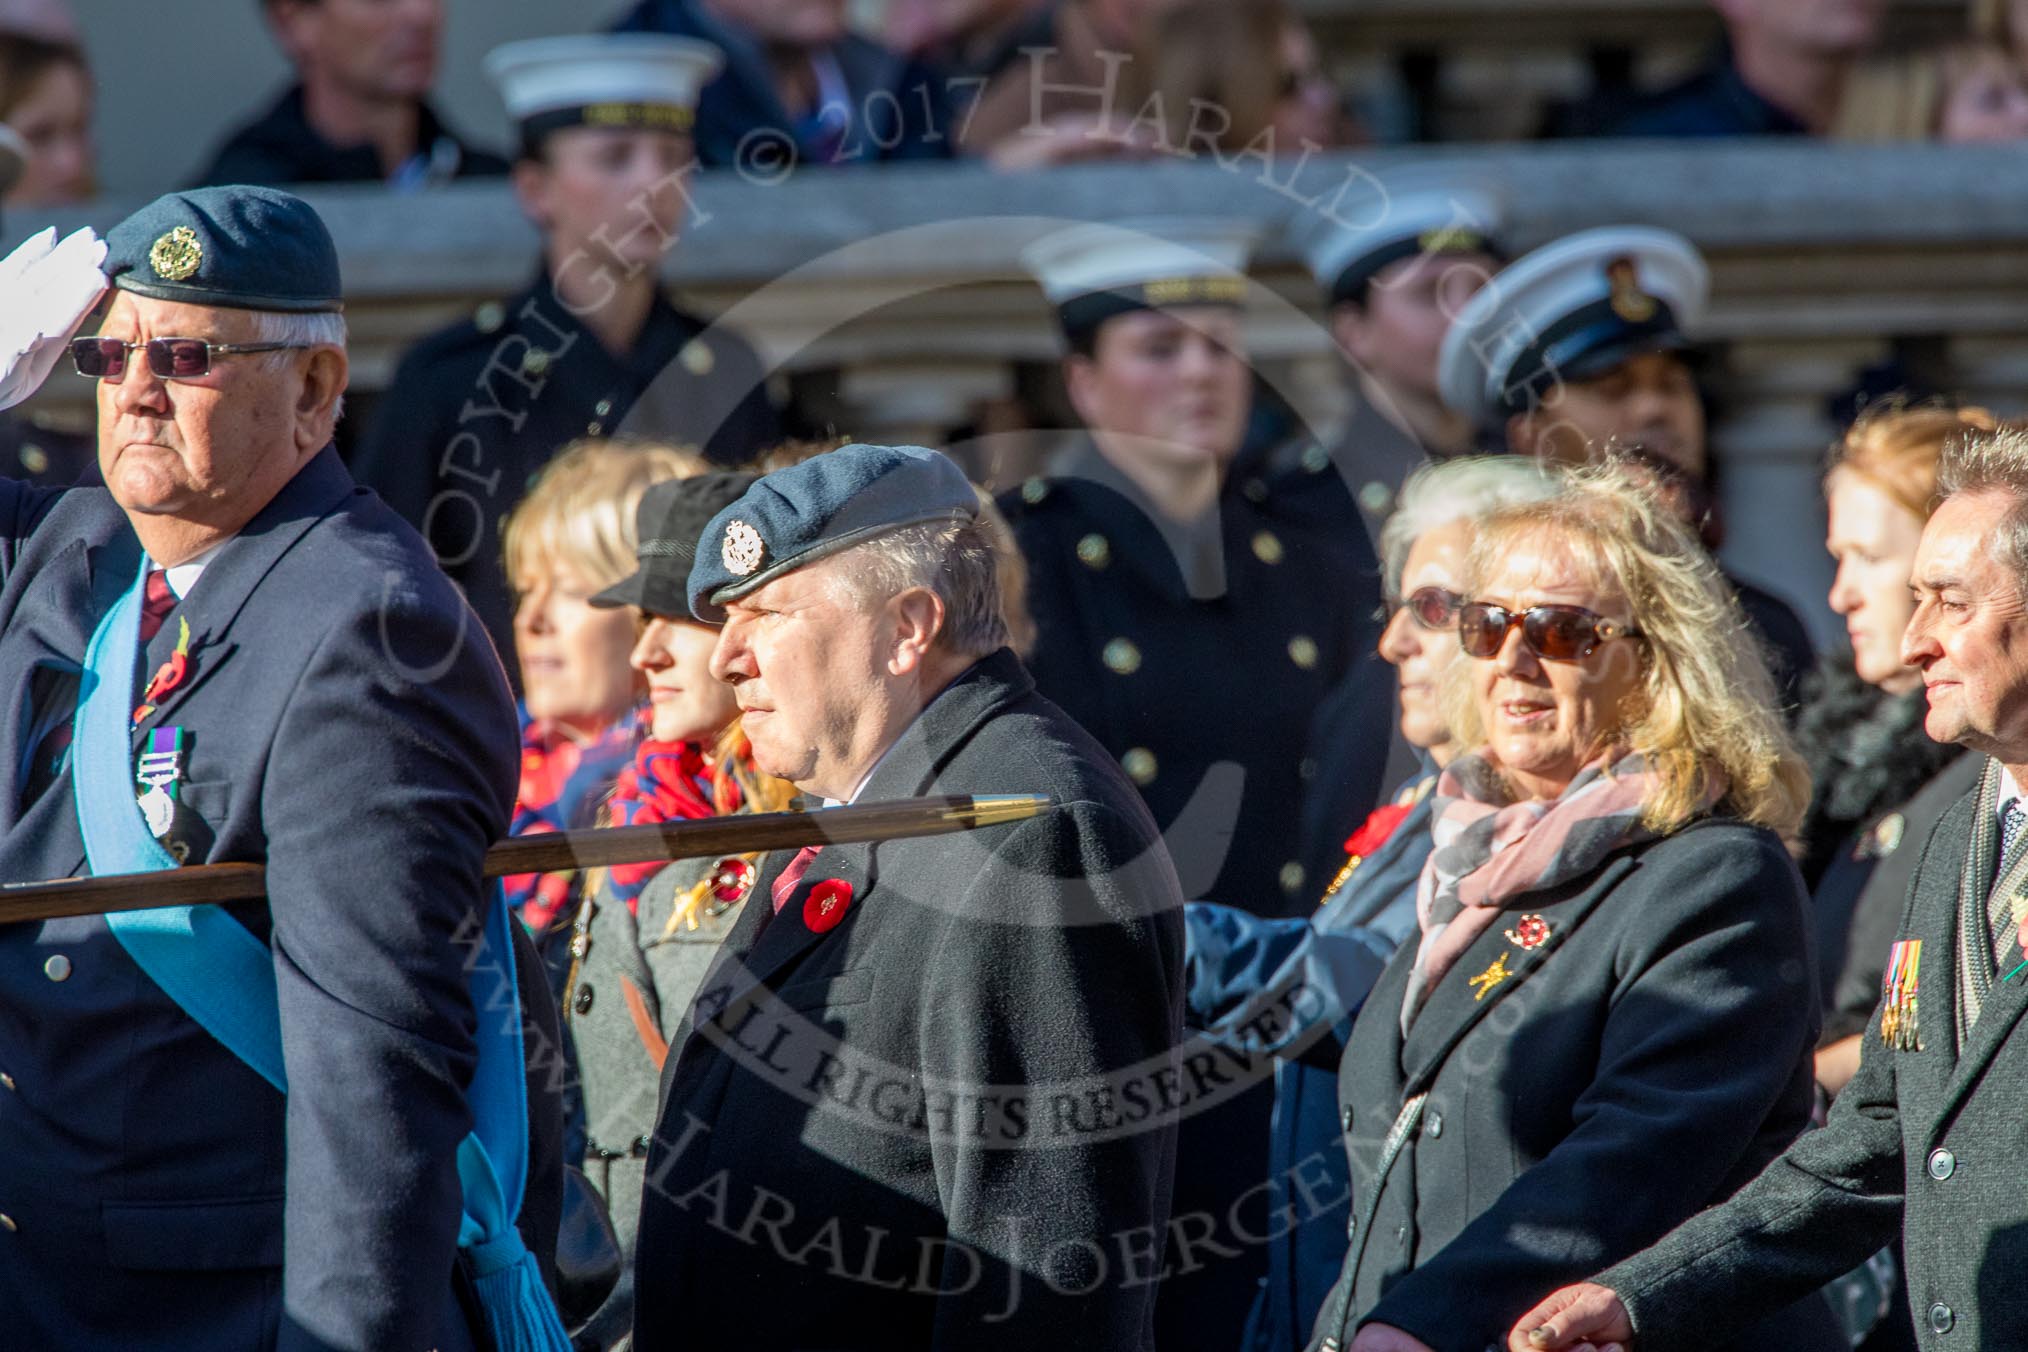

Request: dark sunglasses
left=70, top=336, right=312, bottom=382
left=1388, top=585, right=1464, bottom=632
left=1458, top=601, right=1641, bottom=662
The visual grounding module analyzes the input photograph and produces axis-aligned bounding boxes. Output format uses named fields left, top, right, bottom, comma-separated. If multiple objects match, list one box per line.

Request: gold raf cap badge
left=149, top=226, right=203, bottom=283
left=1604, top=255, right=1657, bottom=324
left=722, top=520, right=765, bottom=576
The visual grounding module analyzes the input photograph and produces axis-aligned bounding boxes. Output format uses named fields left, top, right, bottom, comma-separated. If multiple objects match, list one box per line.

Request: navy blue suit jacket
left=0, top=449, right=557, bottom=1351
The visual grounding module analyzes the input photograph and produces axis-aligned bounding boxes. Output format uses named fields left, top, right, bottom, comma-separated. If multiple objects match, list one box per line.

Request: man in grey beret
left=632, top=443, right=1186, bottom=1351
left=0, top=186, right=563, bottom=1351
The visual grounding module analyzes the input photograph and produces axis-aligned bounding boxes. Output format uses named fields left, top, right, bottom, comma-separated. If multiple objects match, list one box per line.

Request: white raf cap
left=1437, top=225, right=1709, bottom=425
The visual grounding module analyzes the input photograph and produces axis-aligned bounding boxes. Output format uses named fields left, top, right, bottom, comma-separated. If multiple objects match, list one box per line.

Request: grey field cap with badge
left=686, top=443, right=981, bottom=623
left=102, top=184, right=344, bottom=313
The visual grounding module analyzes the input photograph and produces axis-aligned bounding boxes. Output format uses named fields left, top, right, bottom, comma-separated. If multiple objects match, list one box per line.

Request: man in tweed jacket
left=1509, top=426, right=2028, bottom=1352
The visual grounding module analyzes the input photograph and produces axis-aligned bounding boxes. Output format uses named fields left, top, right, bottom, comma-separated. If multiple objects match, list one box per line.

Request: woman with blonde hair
left=500, top=438, right=702, bottom=937
left=1315, top=463, right=1841, bottom=1352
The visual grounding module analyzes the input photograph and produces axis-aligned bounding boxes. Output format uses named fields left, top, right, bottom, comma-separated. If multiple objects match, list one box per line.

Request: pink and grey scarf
left=1400, top=749, right=1725, bottom=1027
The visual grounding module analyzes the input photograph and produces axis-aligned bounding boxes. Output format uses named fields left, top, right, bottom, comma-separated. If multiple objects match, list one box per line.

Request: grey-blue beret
left=688, top=444, right=979, bottom=623
left=104, top=185, right=343, bottom=313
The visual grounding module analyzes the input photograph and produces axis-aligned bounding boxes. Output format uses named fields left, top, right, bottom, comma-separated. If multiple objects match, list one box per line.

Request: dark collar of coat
left=125, top=445, right=357, bottom=743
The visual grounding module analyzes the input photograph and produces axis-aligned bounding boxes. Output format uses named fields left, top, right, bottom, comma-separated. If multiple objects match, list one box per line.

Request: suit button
left=574, top=985, right=595, bottom=1015
left=43, top=954, right=70, bottom=982
left=1928, top=1148, right=1955, bottom=1180
left=1425, top=1110, right=1443, bottom=1138
left=1928, top=1302, right=1954, bottom=1334
left=0, top=1213, right=15, bottom=1232
left=1121, top=748, right=1158, bottom=786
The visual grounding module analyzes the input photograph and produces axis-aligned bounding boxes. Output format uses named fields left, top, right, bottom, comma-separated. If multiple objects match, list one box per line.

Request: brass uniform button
left=473, top=301, right=506, bottom=334
left=1358, top=482, right=1393, bottom=517
left=1076, top=534, right=1111, bottom=570
left=43, top=954, right=71, bottom=983
left=593, top=398, right=614, bottom=418
left=586, top=422, right=603, bottom=436
left=1020, top=477, right=1049, bottom=505
left=1121, top=748, right=1158, bottom=785
left=0, top=1072, right=14, bottom=1091
left=1102, top=638, right=1142, bottom=676
left=681, top=339, right=716, bottom=376
left=574, top=984, right=594, bottom=1015
left=1251, top=531, right=1284, bottom=565
left=1278, top=861, right=1305, bottom=895
left=18, top=444, right=47, bottom=476
left=522, top=349, right=552, bottom=378
left=1288, top=635, right=1320, bottom=670
left=1300, top=443, right=1331, bottom=474
left=0, top=1213, right=15, bottom=1233
left=1241, top=478, right=1269, bottom=504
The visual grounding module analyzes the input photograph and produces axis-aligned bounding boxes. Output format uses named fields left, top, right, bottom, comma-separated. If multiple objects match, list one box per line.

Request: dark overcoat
left=351, top=271, right=780, bottom=663
left=0, top=449, right=562, bottom=1352
left=630, top=650, right=1185, bottom=1350
left=1607, top=778, right=2028, bottom=1351
left=1317, top=816, right=1844, bottom=1352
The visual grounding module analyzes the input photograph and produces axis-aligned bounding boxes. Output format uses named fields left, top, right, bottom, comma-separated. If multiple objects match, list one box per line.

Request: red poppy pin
left=1504, top=914, right=1551, bottom=950
left=133, top=617, right=194, bottom=725
left=803, top=878, right=854, bottom=933
left=1342, top=802, right=1415, bottom=863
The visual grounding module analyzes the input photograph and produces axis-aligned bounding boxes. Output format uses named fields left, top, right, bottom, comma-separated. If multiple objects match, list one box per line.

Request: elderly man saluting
left=631, top=444, right=1186, bottom=1350
left=0, top=189, right=563, bottom=1351
left=1512, top=425, right=2028, bottom=1352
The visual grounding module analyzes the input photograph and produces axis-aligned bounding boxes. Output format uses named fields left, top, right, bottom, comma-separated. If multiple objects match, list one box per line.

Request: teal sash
left=74, top=554, right=567, bottom=1352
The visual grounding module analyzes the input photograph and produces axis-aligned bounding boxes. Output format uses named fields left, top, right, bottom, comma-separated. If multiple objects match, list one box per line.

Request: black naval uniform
left=352, top=272, right=781, bottom=660
left=998, top=434, right=1385, bottom=1348
left=190, top=84, right=509, bottom=189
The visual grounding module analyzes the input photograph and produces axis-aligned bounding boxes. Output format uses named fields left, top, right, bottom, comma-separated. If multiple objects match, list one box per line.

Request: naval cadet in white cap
left=353, top=32, right=782, bottom=667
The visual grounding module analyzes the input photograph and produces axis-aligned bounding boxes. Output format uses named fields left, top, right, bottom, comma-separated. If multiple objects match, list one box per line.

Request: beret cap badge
left=722, top=519, right=765, bottom=576
left=149, top=226, right=203, bottom=283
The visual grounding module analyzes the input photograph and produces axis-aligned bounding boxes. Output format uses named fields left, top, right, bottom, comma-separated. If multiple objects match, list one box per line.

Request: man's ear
left=1505, top=411, right=1538, bottom=457
left=295, top=346, right=349, bottom=453
left=1330, top=302, right=1373, bottom=368
left=1063, top=354, right=1103, bottom=431
left=888, top=586, right=946, bottom=676
left=264, top=0, right=317, bottom=65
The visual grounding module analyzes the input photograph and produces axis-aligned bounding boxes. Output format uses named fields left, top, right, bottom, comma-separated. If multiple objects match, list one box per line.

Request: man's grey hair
left=248, top=308, right=347, bottom=423
left=1936, top=425, right=2028, bottom=588
left=1379, top=454, right=1560, bottom=594
left=825, top=516, right=1011, bottom=658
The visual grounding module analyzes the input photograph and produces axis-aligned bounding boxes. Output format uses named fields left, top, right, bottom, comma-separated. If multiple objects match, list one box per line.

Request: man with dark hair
left=0, top=186, right=562, bottom=1351
left=191, top=0, right=506, bottom=188
left=352, top=33, right=780, bottom=664
left=633, top=442, right=1183, bottom=1350
left=1514, top=426, right=2028, bottom=1352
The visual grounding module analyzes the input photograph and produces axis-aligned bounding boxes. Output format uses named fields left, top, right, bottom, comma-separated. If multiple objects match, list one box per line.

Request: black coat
left=190, top=83, right=508, bottom=188
left=0, top=450, right=562, bottom=1351
left=1605, top=775, right=2028, bottom=1350
left=631, top=651, right=1185, bottom=1350
left=1318, top=817, right=1843, bottom=1352
left=351, top=270, right=781, bottom=663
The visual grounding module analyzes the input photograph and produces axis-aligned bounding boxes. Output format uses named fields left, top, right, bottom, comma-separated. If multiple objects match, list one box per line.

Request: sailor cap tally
left=485, top=34, right=724, bottom=156
left=1437, top=225, right=1708, bottom=425
left=1021, top=220, right=1259, bottom=345
left=1298, top=173, right=1507, bottom=307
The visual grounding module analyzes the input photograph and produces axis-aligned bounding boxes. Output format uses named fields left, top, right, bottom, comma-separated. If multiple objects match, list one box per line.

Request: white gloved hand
left=0, top=226, right=109, bottom=410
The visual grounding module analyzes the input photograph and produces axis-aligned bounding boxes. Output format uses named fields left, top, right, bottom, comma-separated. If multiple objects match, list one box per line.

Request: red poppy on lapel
left=804, top=878, right=854, bottom=933
left=1343, top=802, right=1415, bottom=862
left=710, top=857, right=757, bottom=906
left=134, top=617, right=195, bottom=725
